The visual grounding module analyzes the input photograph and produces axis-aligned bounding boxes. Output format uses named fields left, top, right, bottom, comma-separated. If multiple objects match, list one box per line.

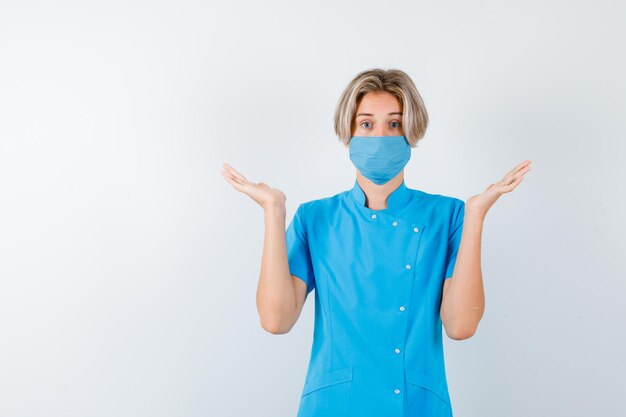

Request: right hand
left=221, top=163, right=286, bottom=210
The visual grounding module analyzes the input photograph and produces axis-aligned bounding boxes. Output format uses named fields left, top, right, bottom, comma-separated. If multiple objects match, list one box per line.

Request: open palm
left=221, top=163, right=286, bottom=210
left=467, top=159, right=532, bottom=218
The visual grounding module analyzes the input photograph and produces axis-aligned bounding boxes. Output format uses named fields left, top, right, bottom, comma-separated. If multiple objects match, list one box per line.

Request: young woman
left=221, top=68, right=531, bottom=417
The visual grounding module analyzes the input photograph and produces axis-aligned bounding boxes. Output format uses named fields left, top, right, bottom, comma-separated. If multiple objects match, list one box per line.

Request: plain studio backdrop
left=1, top=1, right=625, bottom=416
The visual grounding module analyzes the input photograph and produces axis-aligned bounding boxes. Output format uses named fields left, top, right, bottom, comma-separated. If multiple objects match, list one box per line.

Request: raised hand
left=221, top=163, right=286, bottom=210
left=466, top=160, right=532, bottom=219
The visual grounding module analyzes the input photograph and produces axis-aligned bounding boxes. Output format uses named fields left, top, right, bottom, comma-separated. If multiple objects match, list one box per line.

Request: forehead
left=356, top=91, right=402, bottom=115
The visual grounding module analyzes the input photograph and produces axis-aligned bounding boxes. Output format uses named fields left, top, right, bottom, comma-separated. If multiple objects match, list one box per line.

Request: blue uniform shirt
left=285, top=179, right=465, bottom=417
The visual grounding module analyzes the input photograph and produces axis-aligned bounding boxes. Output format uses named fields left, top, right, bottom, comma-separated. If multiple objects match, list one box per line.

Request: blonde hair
left=333, top=68, right=429, bottom=148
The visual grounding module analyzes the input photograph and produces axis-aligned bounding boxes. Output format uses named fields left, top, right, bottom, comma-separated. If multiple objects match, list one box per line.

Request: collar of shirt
left=349, top=179, right=412, bottom=216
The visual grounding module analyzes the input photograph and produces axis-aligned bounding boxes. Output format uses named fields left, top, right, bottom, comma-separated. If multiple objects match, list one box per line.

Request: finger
left=502, top=160, right=532, bottom=180
left=503, top=160, right=531, bottom=179
left=500, top=171, right=525, bottom=188
left=223, top=167, right=247, bottom=185
left=224, top=174, right=248, bottom=194
left=501, top=175, right=525, bottom=192
left=510, top=165, right=531, bottom=182
left=222, top=163, right=249, bottom=183
left=222, top=163, right=245, bottom=181
left=226, top=164, right=247, bottom=180
left=220, top=169, right=238, bottom=183
left=514, top=165, right=531, bottom=181
left=495, top=167, right=527, bottom=189
left=221, top=170, right=246, bottom=191
left=501, top=173, right=526, bottom=192
left=502, top=163, right=531, bottom=183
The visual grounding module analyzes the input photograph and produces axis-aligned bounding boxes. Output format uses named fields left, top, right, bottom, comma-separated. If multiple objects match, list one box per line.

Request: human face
left=345, top=91, right=404, bottom=148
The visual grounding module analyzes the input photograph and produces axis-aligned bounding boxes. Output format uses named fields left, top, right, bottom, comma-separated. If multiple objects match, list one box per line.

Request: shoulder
left=298, top=188, right=347, bottom=211
left=409, top=187, right=464, bottom=209
left=294, top=189, right=347, bottom=224
left=407, top=187, right=465, bottom=227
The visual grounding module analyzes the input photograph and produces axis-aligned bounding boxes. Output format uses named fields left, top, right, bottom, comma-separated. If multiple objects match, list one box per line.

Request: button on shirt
left=285, top=179, right=465, bottom=417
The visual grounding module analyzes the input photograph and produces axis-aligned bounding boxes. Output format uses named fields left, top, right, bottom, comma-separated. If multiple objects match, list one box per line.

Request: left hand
left=466, top=160, right=532, bottom=219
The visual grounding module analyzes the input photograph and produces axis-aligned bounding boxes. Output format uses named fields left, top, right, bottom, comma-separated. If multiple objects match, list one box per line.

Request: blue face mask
left=349, top=135, right=411, bottom=185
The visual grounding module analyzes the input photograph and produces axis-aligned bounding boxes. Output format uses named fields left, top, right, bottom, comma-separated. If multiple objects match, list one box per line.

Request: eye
left=390, top=121, right=401, bottom=129
left=360, top=121, right=372, bottom=129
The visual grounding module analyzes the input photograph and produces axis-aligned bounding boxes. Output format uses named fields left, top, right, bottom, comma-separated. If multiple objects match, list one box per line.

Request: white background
left=1, top=1, right=625, bottom=416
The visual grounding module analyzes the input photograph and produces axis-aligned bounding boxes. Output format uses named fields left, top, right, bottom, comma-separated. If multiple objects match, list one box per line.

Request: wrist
left=264, top=202, right=286, bottom=216
left=464, top=207, right=486, bottom=223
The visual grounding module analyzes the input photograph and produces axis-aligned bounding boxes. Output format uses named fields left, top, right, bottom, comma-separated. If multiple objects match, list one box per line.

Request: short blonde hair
left=333, top=68, right=429, bottom=148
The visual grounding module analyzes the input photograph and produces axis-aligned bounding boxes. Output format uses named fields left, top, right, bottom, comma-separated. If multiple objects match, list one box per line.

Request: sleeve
left=285, top=204, right=316, bottom=294
left=444, top=199, right=465, bottom=279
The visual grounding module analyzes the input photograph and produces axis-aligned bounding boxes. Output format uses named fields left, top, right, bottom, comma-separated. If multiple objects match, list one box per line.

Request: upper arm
left=444, top=199, right=465, bottom=280
left=292, top=274, right=310, bottom=319
left=441, top=199, right=465, bottom=329
left=284, top=205, right=316, bottom=328
left=285, top=205, right=316, bottom=294
left=440, top=266, right=455, bottom=333
left=441, top=276, right=453, bottom=303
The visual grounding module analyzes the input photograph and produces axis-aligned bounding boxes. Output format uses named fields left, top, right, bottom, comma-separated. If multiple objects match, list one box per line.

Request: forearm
left=441, top=208, right=485, bottom=338
left=256, top=204, right=298, bottom=333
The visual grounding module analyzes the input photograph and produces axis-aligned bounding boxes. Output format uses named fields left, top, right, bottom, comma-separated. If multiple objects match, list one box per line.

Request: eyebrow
left=356, top=112, right=403, bottom=117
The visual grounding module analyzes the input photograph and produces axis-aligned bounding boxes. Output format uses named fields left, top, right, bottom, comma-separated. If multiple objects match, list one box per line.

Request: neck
left=355, top=171, right=404, bottom=210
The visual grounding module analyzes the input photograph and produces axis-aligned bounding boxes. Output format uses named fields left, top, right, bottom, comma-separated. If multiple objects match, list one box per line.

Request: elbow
left=256, top=293, right=301, bottom=335
left=259, top=318, right=293, bottom=335
left=442, top=303, right=485, bottom=340
left=446, top=324, right=477, bottom=341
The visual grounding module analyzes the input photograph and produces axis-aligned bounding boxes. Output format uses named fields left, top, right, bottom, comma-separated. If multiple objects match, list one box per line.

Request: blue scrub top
left=285, top=179, right=465, bottom=417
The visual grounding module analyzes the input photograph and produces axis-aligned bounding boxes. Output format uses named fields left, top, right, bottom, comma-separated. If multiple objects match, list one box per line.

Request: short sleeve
left=285, top=204, right=316, bottom=294
left=444, top=200, right=465, bottom=279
